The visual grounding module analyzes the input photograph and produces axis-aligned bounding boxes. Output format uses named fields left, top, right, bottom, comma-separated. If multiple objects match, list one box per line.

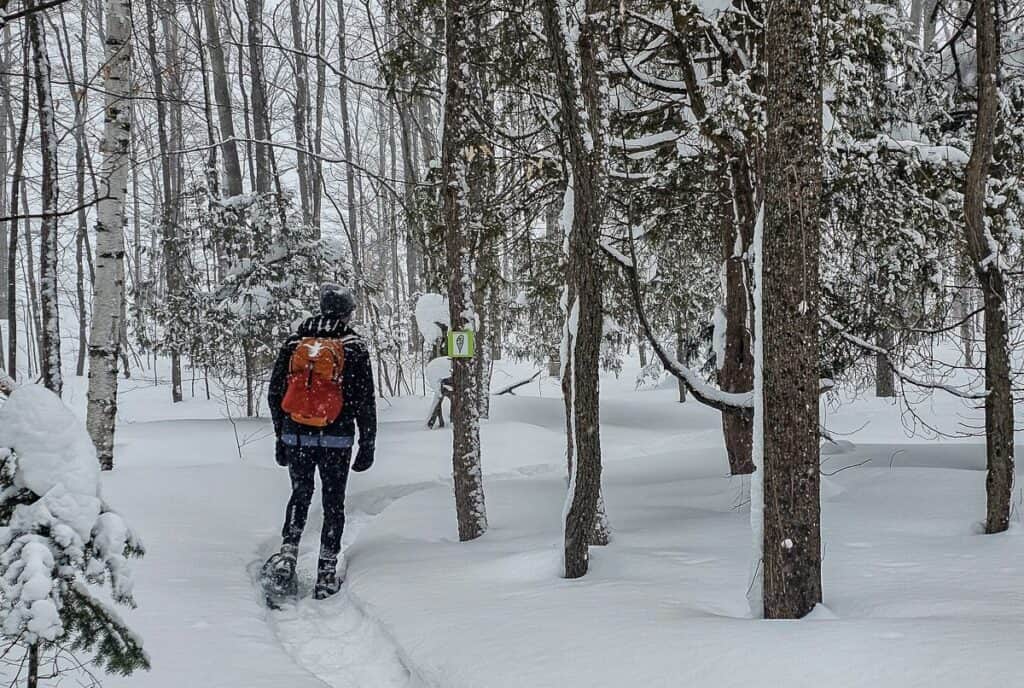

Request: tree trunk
left=875, top=256, right=895, bottom=397
left=246, top=0, right=273, bottom=194
left=442, top=0, right=487, bottom=543
left=956, top=259, right=974, bottom=367
left=962, top=0, right=1012, bottom=535
left=0, top=26, right=9, bottom=369
left=875, top=328, right=895, bottom=397
left=761, top=0, right=823, bottom=619
left=540, top=0, right=610, bottom=579
left=288, top=0, right=313, bottom=225
left=71, top=9, right=90, bottom=378
left=337, top=0, right=363, bottom=308
left=6, top=37, right=29, bottom=377
left=202, top=0, right=244, bottom=198
left=28, top=3, right=63, bottom=395
left=144, top=0, right=183, bottom=402
left=27, top=643, right=39, bottom=688
left=311, top=0, right=327, bottom=229
left=719, top=162, right=755, bottom=474
left=674, top=311, right=687, bottom=402
left=87, top=0, right=131, bottom=472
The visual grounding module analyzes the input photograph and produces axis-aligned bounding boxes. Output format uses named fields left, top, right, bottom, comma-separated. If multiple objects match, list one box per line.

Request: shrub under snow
left=0, top=384, right=149, bottom=677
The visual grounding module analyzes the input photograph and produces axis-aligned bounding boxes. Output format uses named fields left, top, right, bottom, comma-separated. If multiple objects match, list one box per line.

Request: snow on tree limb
left=822, top=315, right=987, bottom=400
left=600, top=238, right=754, bottom=415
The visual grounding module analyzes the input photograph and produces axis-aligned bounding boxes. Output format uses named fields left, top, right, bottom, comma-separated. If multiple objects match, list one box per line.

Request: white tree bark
left=86, top=0, right=132, bottom=470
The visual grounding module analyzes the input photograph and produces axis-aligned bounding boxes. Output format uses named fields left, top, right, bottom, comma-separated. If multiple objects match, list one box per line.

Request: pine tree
left=760, top=0, right=823, bottom=619
left=441, top=0, right=488, bottom=542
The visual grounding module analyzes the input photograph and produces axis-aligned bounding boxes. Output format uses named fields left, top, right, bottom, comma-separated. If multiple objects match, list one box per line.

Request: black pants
left=281, top=445, right=352, bottom=560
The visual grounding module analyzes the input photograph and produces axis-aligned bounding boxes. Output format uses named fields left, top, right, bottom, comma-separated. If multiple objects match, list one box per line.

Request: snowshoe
left=260, top=549, right=298, bottom=609
left=313, top=559, right=343, bottom=600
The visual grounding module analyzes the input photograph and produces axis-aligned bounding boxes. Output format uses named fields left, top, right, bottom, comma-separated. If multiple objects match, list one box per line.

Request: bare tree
left=963, top=0, right=1013, bottom=535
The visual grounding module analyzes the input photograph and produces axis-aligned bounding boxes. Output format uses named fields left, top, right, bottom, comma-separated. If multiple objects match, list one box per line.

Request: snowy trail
left=259, top=464, right=565, bottom=688
left=256, top=492, right=426, bottom=688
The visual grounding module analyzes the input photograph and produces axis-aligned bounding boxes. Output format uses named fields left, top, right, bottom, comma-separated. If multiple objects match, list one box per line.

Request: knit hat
left=320, top=283, right=357, bottom=322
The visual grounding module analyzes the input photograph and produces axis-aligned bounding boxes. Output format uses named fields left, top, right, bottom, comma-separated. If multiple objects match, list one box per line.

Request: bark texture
left=145, top=0, right=184, bottom=402
left=442, top=0, right=487, bottom=542
left=87, top=0, right=132, bottom=471
left=762, top=0, right=823, bottom=619
left=540, top=0, right=610, bottom=579
left=202, top=0, right=244, bottom=198
left=962, top=0, right=1013, bottom=535
left=6, top=39, right=30, bottom=377
left=719, top=165, right=755, bottom=474
left=28, top=3, right=62, bottom=394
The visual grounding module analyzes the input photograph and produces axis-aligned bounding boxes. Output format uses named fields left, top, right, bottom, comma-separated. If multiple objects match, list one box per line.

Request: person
left=263, top=283, right=376, bottom=600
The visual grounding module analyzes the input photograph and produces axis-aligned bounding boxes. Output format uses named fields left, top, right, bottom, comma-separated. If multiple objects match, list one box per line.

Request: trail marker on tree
left=448, top=330, right=475, bottom=358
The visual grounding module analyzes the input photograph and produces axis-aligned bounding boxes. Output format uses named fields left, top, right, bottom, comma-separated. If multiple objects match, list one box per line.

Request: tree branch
left=822, top=315, right=987, bottom=400
left=602, top=235, right=753, bottom=416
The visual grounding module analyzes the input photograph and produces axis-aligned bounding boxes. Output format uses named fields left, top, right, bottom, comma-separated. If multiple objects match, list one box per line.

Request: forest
left=0, top=0, right=1023, bottom=686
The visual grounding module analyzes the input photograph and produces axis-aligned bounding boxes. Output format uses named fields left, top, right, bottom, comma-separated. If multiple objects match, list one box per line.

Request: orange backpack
left=280, top=337, right=347, bottom=427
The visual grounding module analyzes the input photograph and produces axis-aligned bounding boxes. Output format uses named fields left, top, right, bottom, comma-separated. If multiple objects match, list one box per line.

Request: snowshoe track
left=255, top=489, right=431, bottom=688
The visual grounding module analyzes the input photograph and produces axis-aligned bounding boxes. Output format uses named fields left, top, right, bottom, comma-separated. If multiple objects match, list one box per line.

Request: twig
left=494, top=371, right=542, bottom=396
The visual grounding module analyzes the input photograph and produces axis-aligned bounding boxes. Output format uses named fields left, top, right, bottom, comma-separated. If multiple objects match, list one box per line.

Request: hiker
left=262, top=284, right=377, bottom=601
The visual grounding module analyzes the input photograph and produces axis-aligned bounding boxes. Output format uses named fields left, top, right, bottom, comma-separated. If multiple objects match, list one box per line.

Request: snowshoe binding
left=313, top=558, right=343, bottom=600
left=260, top=547, right=298, bottom=609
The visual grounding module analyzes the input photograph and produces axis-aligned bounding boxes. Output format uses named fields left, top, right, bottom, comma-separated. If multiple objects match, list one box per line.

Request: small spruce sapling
left=0, top=385, right=149, bottom=686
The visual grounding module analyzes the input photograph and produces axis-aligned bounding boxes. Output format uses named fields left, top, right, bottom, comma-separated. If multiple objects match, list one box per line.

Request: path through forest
left=259, top=501, right=420, bottom=688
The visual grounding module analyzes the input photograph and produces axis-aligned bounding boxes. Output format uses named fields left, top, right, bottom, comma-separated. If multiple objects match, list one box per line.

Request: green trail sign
left=448, top=330, right=476, bottom=358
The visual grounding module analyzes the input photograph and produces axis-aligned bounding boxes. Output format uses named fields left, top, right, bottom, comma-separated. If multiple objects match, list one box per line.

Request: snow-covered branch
left=601, top=239, right=753, bottom=415
left=822, top=315, right=987, bottom=400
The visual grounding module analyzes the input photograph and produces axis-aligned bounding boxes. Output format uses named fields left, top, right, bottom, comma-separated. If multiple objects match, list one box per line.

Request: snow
left=749, top=202, right=765, bottom=616
left=424, top=356, right=452, bottom=392
left=0, top=384, right=100, bottom=498
left=878, top=136, right=970, bottom=166
left=415, top=293, right=450, bottom=345
left=0, top=384, right=142, bottom=656
left=18, top=353, right=1021, bottom=688
left=711, top=305, right=727, bottom=370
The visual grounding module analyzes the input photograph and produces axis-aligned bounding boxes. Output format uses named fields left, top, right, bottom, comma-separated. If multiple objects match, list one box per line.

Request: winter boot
left=261, top=544, right=298, bottom=599
left=313, top=556, right=343, bottom=600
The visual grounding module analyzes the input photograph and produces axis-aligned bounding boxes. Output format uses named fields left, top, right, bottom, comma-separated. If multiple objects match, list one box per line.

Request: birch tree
left=86, top=0, right=132, bottom=471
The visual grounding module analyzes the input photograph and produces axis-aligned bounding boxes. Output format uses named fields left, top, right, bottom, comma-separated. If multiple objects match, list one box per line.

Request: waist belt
left=280, top=433, right=354, bottom=449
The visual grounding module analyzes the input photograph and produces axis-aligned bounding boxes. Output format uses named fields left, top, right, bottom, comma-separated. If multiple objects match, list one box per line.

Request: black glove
left=352, top=443, right=375, bottom=472
left=275, top=440, right=289, bottom=467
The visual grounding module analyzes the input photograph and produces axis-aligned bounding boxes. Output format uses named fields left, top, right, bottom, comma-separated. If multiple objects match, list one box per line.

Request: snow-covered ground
left=10, top=359, right=1021, bottom=687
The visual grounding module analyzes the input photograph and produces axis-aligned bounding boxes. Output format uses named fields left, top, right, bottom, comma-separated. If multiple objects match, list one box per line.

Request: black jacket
left=268, top=316, right=377, bottom=447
